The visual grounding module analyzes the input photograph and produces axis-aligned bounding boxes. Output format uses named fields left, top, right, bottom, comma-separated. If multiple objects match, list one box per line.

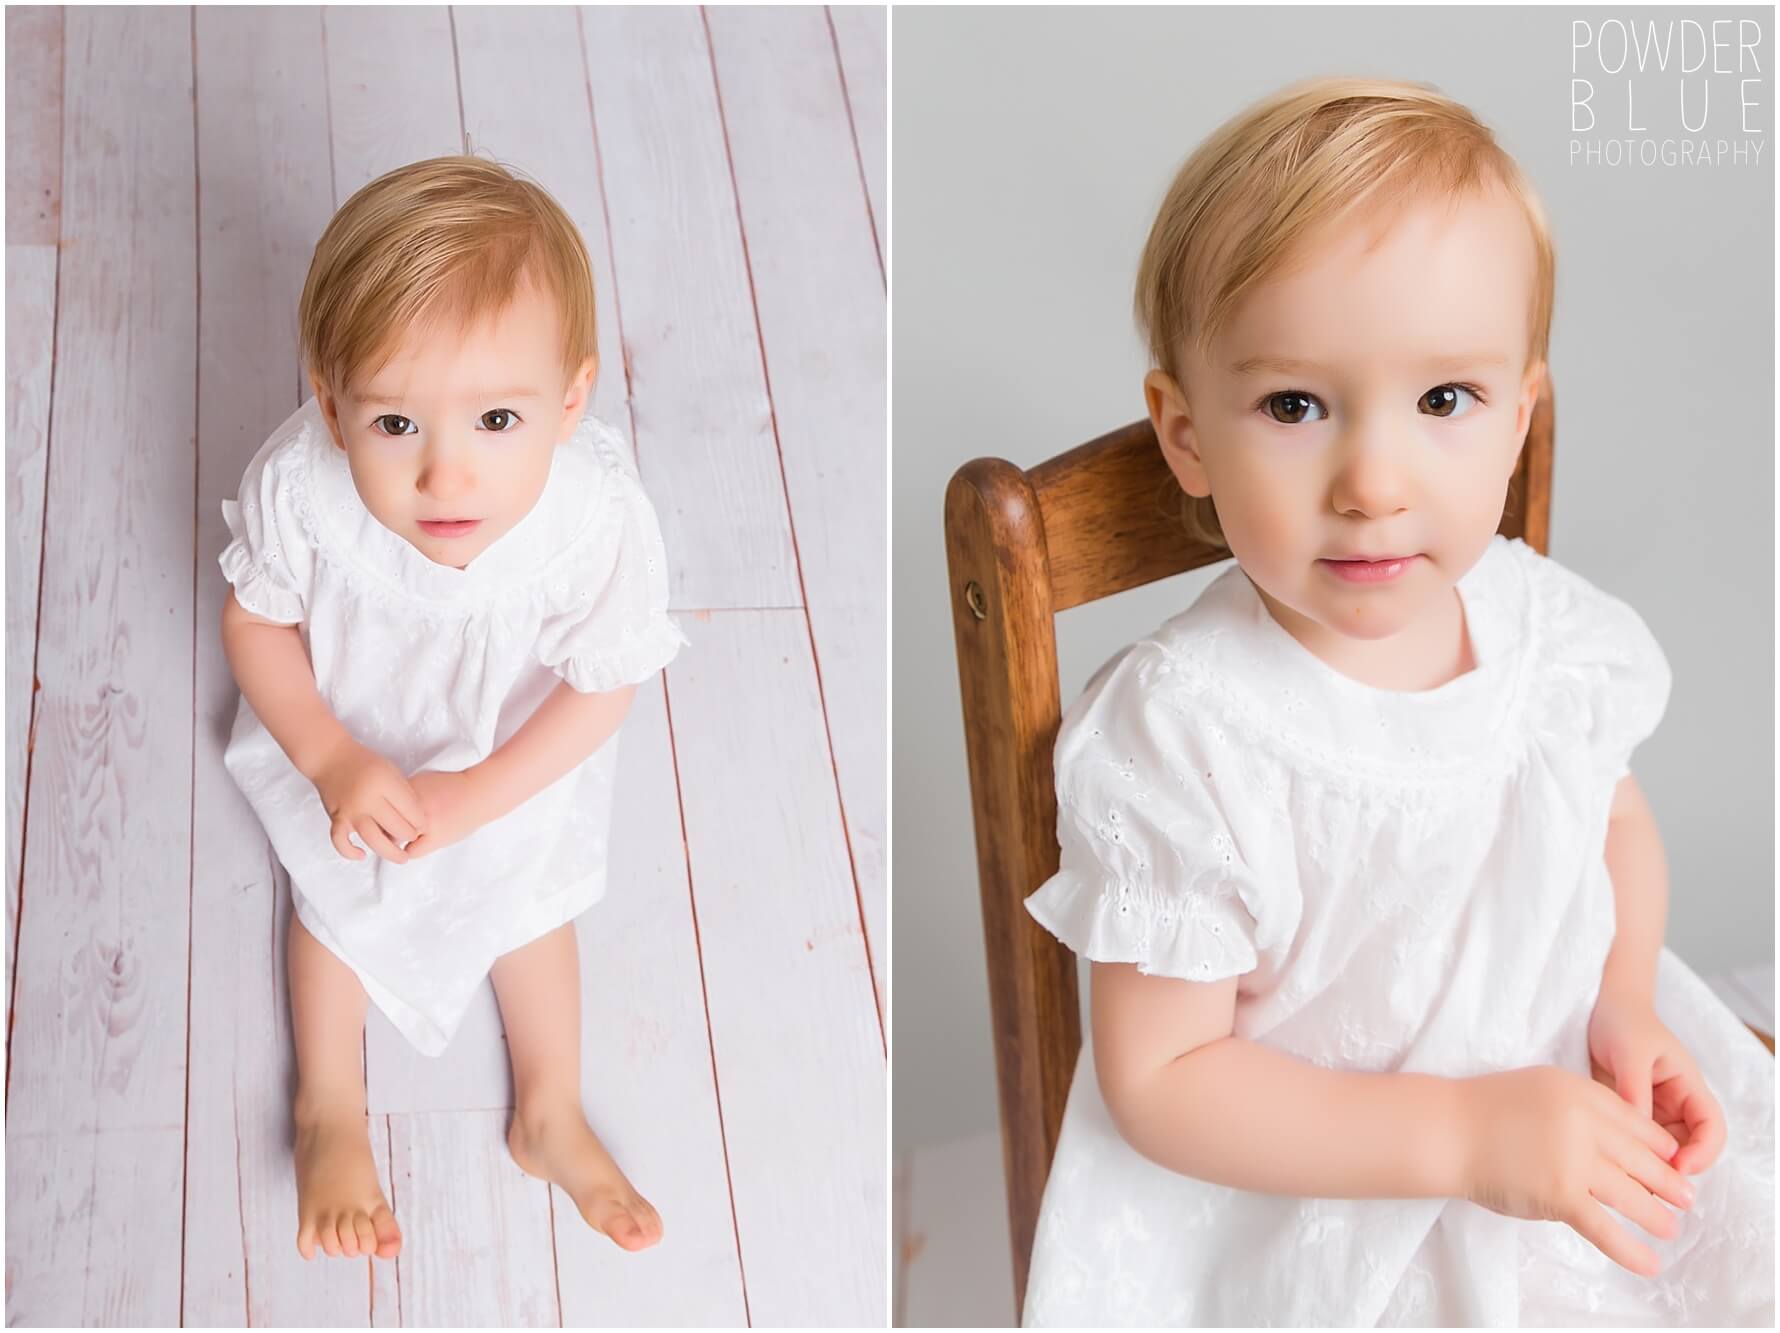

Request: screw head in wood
left=965, top=580, right=987, bottom=620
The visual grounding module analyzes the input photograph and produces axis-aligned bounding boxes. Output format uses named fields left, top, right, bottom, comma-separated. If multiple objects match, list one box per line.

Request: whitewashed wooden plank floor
left=3, top=6, right=885, bottom=1327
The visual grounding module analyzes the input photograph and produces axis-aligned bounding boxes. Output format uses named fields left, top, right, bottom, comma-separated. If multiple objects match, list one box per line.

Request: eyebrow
left=1227, top=353, right=1510, bottom=377
left=358, top=387, right=545, bottom=405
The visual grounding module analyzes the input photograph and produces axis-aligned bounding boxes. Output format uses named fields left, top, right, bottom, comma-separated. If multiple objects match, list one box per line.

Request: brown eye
left=1421, top=384, right=1483, bottom=419
left=373, top=414, right=413, bottom=436
left=1264, top=391, right=1324, bottom=425
left=482, top=409, right=519, bottom=432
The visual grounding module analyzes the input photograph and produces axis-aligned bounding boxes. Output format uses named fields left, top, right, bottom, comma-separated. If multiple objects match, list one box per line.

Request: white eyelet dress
left=217, top=395, right=688, bottom=1057
left=1022, top=535, right=1775, bottom=1326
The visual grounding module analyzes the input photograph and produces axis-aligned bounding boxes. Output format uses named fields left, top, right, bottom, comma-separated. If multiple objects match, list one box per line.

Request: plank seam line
left=183, top=10, right=205, bottom=1325
left=320, top=7, right=338, bottom=227
left=5, top=6, right=68, bottom=1135
left=546, top=1174, right=563, bottom=1326
left=824, top=5, right=884, bottom=286
left=701, top=4, right=885, bottom=1049
left=448, top=6, right=468, bottom=155
left=580, top=13, right=750, bottom=1322
left=388, top=1115, right=404, bottom=1326
left=660, top=669, right=752, bottom=1327
left=234, top=1075, right=251, bottom=1325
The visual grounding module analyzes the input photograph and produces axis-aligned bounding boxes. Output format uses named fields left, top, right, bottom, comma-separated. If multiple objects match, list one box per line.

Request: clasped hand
left=309, top=737, right=487, bottom=864
left=1463, top=986, right=1726, bottom=1279
left=1587, top=985, right=1726, bottom=1178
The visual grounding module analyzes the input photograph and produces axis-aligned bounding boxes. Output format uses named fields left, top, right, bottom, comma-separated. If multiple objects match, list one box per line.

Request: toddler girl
left=218, top=155, right=687, bottom=1263
left=1022, top=78, right=1774, bottom=1326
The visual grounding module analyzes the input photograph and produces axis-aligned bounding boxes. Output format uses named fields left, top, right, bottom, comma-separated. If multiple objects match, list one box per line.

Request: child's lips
left=418, top=518, right=482, bottom=538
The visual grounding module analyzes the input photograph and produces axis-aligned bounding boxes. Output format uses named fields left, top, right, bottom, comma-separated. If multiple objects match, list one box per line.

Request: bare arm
left=465, top=679, right=637, bottom=824
left=1091, top=961, right=1469, bottom=1200
left=1598, top=772, right=1667, bottom=1006
left=219, top=586, right=350, bottom=779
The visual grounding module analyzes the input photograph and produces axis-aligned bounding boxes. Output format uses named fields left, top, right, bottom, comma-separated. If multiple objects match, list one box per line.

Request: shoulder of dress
left=562, top=413, right=643, bottom=483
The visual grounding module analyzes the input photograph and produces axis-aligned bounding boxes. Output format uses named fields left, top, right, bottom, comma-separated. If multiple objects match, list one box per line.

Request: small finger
left=378, top=797, right=420, bottom=845
left=1677, top=1103, right=1726, bottom=1175
left=331, top=820, right=366, bottom=862
left=1592, top=1162, right=1680, bottom=1244
left=393, top=780, right=430, bottom=834
left=1568, top=1196, right=1660, bottom=1278
left=355, top=817, right=407, bottom=864
left=1608, top=1089, right=1678, bottom=1160
left=1612, top=1125, right=1695, bottom=1211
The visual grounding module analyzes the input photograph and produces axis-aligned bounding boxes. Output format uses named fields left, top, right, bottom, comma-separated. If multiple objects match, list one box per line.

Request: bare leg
left=288, top=910, right=402, bottom=1261
left=490, top=921, right=663, bottom=1251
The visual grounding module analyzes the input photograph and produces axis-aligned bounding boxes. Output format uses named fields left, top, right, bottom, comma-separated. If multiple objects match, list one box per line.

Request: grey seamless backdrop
left=893, top=6, right=1776, bottom=1154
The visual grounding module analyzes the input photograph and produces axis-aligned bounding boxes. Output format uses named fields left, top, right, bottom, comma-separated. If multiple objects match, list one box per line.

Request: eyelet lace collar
left=1146, top=536, right=1534, bottom=781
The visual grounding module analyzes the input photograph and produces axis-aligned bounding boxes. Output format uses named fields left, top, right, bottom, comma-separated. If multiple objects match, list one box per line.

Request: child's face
left=1147, top=184, right=1545, bottom=655
left=310, top=277, right=595, bottom=570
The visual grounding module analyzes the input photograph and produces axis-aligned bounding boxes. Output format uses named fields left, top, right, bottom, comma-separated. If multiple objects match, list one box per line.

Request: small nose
left=1329, top=430, right=1411, bottom=520
left=417, top=443, right=476, bottom=505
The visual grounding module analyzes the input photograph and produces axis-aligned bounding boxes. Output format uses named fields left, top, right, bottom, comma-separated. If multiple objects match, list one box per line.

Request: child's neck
left=1259, top=584, right=1475, bottom=693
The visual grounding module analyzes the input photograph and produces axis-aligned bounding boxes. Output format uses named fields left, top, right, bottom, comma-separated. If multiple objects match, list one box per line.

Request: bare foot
left=507, top=1105, right=664, bottom=1251
left=293, top=1107, right=403, bottom=1261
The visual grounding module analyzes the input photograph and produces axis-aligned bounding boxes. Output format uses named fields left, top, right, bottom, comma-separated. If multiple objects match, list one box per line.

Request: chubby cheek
left=1206, top=454, right=1315, bottom=584
left=346, top=453, right=418, bottom=525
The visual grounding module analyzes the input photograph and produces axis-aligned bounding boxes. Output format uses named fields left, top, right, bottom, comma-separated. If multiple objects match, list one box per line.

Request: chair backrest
left=942, top=367, right=1555, bottom=1317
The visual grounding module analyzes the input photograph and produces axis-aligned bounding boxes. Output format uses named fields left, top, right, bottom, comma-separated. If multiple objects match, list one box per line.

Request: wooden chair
left=943, top=367, right=1772, bottom=1319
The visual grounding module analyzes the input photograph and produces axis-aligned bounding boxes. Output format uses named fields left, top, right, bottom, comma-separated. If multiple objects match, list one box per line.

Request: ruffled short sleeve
left=1024, top=641, right=1298, bottom=984
left=217, top=433, right=315, bottom=625
left=532, top=443, right=688, bottom=693
left=1537, top=555, right=1673, bottom=783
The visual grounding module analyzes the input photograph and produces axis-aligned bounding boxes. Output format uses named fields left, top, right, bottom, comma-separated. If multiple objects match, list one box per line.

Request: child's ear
left=557, top=354, right=598, bottom=441
left=1513, top=358, right=1546, bottom=443
left=1145, top=368, right=1212, bottom=498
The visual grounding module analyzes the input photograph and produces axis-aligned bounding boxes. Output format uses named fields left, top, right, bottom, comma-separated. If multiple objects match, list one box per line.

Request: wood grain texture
left=453, top=4, right=631, bottom=435
left=6, top=7, right=884, bottom=1324
left=706, top=3, right=888, bottom=1027
left=581, top=5, right=799, bottom=612
left=945, top=370, right=1561, bottom=1316
left=183, top=8, right=374, bottom=1324
left=4, top=0, right=62, bottom=1096
left=826, top=4, right=886, bottom=275
left=4, top=5, right=63, bottom=246
left=320, top=7, right=461, bottom=198
left=4, top=8, right=196, bottom=1324
left=5, top=245, right=54, bottom=1039
left=382, top=1109, right=560, bottom=1328
left=549, top=676, right=748, bottom=1328
left=369, top=1115, right=403, bottom=1327
left=667, top=609, right=885, bottom=1326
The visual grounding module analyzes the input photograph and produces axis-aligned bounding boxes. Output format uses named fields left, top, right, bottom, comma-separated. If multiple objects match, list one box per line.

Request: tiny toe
left=297, top=1222, right=317, bottom=1261
left=343, top=1203, right=368, bottom=1260
left=319, top=1215, right=343, bottom=1258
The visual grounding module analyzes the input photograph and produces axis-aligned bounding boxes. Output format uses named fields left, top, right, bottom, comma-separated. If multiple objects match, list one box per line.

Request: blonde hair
left=1134, top=76, right=1555, bottom=549
left=298, top=151, right=597, bottom=403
